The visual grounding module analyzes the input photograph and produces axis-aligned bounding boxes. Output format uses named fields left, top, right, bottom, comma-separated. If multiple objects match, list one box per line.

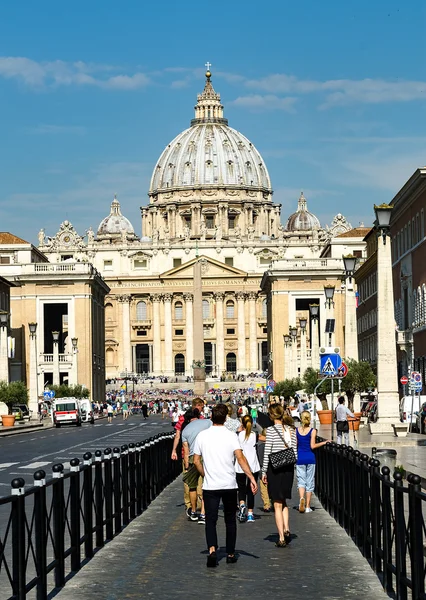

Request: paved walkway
left=57, top=478, right=387, bottom=600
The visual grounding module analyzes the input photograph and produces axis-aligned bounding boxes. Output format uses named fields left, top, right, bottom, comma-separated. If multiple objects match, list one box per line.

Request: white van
left=399, top=395, right=426, bottom=431
left=78, top=398, right=95, bottom=424
left=52, top=398, right=82, bottom=428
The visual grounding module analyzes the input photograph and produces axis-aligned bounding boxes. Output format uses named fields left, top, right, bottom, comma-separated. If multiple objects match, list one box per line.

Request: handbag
left=269, top=426, right=296, bottom=470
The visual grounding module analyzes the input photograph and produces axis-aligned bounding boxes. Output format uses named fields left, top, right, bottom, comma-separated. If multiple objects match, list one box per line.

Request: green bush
left=0, top=380, right=29, bottom=414
left=47, top=384, right=90, bottom=399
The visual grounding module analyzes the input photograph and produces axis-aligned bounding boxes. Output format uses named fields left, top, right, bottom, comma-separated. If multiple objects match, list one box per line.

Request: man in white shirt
left=335, top=396, right=355, bottom=445
left=194, top=403, right=258, bottom=568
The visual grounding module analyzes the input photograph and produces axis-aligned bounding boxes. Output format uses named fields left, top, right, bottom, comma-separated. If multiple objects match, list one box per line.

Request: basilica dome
left=149, top=72, right=271, bottom=193
left=286, top=192, right=321, bottom=231
left=97, top=196, right=135, bottom=240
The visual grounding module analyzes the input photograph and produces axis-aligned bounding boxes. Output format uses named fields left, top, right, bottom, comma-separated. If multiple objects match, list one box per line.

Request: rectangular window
left=136, top=330, right=147, bottom=337
left=173, top=258, right=182, bottom=268
left=228, top=216, right=236, bottom=230
left=226, top=328, right=235, bottom=335
left=0, top=256, right=10, bottom=264
left=104, top=260, right=113, bottom=271
left=175, top=329, right=184, bottom=335
left=61, top=255, right=73, bottom=261
left=134, top=259, right=147, bottom=269
left=205, top=215, right=215, bottom=229
left=353, top=250, right=362, bottom=258
left=421, top=209, right=425, bottom=240
left=225, top=257, right=234, bottom=266
left=260, top=258, right=270, bottom=265
left=263, top=328, right=268, bottom=334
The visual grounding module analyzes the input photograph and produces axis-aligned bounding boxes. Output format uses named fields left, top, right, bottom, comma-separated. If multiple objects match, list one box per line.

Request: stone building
left=39, top=70, right=362, bottom=380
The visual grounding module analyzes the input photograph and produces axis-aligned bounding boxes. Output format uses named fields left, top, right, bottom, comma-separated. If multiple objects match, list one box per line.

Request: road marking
left=19, top=461, right=50, bottom=470
left=0, top=462, right=19, bottom=470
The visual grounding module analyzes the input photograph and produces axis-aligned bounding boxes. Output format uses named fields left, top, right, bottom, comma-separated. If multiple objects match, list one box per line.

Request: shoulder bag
left=269, top=426, right=296, bottom=470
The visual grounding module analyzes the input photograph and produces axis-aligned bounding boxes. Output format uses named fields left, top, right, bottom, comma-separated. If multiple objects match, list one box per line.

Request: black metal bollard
left=121, top=444, right=129, bottom=526
left=52, top=463, right=65, bottom=588
left=380, top=466, right=393, bottom=595
left=393, top=471, right=408, bottom=600
left=369, top=458, right=381, bottom=573
left=69, top=458, right=81, bottom=572
left=104, top=448, right=113, bottom=541
left=11, top=477, right=26, bottom=600
left=113, top=447, right=122, bottom=534
left=135, top=442, right=142, bottom=515
left=83, top=452, right=93, bottom=559
left=128, top=443, right=136, bottom=520
left=407, top=474, right=425, bottom=599
left=94, top=450, right=104, bottom=548
left=33, top=470, right=47, bottom=600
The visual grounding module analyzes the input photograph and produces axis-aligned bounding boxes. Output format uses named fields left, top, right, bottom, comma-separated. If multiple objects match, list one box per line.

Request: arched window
left=226, top=352, right=237, bottom=373
left=175, top=353, right=185, bottom=374
left=106, top=348, right=114, bottom=366
left=105, top=302, right=113, bottom=322
left=262, top=298, right=267, bottom=318
left=226, top=300, right=235, bottom=319
left=136, top=301, right=147, bottom=320
left=202, top=299, right=210, bottom=319
left=174, top=301, right=183, bottom=320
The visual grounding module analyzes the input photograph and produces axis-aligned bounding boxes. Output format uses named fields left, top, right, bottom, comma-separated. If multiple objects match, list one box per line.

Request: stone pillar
left=193, top=261, right=206, bottom=395
left=163, top=293, right=174, bottom=376
left=258, top=342, right=262, bottom=372
left=184, top=293, right=194, bottom=376
left=300, top=329, right=308, bottom=378
left=148, top=343, right=153, bottom=374
left=0, top=324, right=9, bottom=383
left=344, top=277, right=359, bottom=361
left=29, top=328, right=38, bottom=419
left=310, top=318, right=319, bottom=370
left=152, top=294, right=162, bottom=375
left=120, top=295, right=131, bottom=372
left=132, top=345, right=136, bottom=373
left=52, top=337, right=60, bottom=386
left=370, top=233, right=400, bottom=433
left=248, top=292, right=258, bottom=371
left=215, top=292, right=225, bottom=374
left=236, top=292, right=246, bottom=373
left=284, top=341, right=291, bottom=379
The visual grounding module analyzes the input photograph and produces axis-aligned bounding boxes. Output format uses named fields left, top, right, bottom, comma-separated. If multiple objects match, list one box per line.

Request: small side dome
left=97, top=195, right=136, bottom=240
left=286, top=192, right=321, bottom=232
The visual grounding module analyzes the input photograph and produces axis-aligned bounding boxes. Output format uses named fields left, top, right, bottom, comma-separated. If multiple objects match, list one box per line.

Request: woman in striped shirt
left=262, top=404, right=297, bottom=547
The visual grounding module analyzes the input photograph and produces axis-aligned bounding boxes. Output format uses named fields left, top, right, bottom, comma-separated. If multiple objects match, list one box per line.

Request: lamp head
left=290, top=326, right=297, bottom=339
left=324, top=284, right=336, bottom=301
left=0, top=311, right=9, bottom=326
left=283, top=334, right=291, bottom=345
left=52, top=331, right=60, bottom=342
left=71, top=337, right=78, bottom=348
left=309, top=303, right=319, bottom=319
left=374, top=203, right=393, bottom=229
left=28, top=322, right=37, bottom=335
left=299, top=317, right=307, bottom=331
left=343, top=254, right=357, bottom=275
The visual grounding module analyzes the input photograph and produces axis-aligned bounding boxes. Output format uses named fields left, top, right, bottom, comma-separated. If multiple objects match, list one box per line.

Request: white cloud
left=0, top=56, right=151, bottom=90
left=231, top=94, right=297, bottom=112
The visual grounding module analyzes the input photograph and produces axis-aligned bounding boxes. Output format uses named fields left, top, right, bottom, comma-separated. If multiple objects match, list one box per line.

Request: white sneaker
left=305, top=507, right=313, bottom=513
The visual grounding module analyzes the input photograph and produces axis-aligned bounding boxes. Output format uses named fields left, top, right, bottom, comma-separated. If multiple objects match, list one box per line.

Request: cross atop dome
left=191, top=66, right=228, bottom=126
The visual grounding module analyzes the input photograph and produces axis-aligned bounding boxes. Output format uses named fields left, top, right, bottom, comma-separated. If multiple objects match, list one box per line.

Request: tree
left=340, top=359, right=376, bottom=411
left=273, top=378, right=302, bottom=401
left=302, top=368, right=331, bottom=409
left=0, top=380, right=29, bottom=414
left=48, top=384, right=90, bottom=399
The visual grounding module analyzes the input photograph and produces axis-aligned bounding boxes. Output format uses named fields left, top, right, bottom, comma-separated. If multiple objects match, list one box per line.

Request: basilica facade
left=38, top=70, right=361, bottom=380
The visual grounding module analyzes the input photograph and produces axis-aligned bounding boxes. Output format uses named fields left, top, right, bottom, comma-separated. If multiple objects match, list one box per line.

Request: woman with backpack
left=235, top=415, right=264, bottom=522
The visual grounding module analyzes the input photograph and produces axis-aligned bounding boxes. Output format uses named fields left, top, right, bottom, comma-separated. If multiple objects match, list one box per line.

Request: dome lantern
left=97, top=195, right=136, bottom=241
left=191, top=66, right=228, bottom=126
left=285, top=192, right=321, bottom=232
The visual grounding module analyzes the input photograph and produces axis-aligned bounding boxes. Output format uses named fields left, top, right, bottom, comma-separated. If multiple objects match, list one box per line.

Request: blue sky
left=0, top=0, right=425, bottom=244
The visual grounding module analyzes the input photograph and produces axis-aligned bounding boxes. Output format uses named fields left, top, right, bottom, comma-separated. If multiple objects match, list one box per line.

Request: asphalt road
left=0, top=414, right=174, bottom=494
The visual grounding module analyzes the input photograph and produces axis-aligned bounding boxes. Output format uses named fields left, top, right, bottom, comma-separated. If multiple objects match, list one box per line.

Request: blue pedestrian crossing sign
left=266, top=385, right=273, bottom=393
left=320, top=353, right=342, bottom=376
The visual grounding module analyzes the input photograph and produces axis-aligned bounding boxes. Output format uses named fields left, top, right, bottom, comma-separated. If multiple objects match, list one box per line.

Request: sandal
left=284, top=531, right=291, bottom=544
left=275, top=539, right=287, bottom=547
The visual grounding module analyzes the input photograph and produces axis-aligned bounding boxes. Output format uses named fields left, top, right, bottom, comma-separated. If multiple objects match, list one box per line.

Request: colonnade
left=116, top=291, right=265, bottom=376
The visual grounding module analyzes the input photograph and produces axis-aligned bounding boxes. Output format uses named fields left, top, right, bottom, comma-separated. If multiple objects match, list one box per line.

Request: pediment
left=161, top=255, right=247, bottom=279
left=128, top=250, right=152, bottom=259
left=254, top=248, right=280, bottom=257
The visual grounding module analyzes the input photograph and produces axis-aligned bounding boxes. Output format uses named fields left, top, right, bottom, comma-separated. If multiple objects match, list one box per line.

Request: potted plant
left=0, top=381, right=29, bottom=427
left=192, top=359, right=206, bottom=381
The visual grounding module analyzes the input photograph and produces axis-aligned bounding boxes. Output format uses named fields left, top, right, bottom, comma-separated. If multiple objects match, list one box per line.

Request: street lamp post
left=283, top=334, right=291, bottom=379
left=343, top=255, right=359, bottom=361
left=0, top=311, right=9, bottom=383
left=371, top=203, right=400, bottom=433
left=324, top=285, right=336, bottom=347
left=309, top=303, right=320, bottom=369
left=299, top=317, right=308, bottom=379
left=28, top=322, right=39, bottom=420
left=289, top=326, right=298, bottom=378
left=52, top=331, right=60, bottom=386
left=71, top=337, right=78, bottom=385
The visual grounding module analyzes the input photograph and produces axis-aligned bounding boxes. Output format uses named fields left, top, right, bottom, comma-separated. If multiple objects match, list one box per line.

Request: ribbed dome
left=97, top=196, right=135, bottom=238
left=286, top=193, right=320, bottom=231
left=149, top=71, right=271, bottom=193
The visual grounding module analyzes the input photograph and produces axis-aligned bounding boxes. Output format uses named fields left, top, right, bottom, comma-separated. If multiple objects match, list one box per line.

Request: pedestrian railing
left=315, top=442, right=426, bottom=600
left=0, top=431, right=180, bottom=600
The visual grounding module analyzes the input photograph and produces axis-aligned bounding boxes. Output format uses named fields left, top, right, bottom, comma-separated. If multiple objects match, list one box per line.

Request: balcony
left=131, top=319, right=152, bottom=330
left=39, top=353, right=73, bottom=366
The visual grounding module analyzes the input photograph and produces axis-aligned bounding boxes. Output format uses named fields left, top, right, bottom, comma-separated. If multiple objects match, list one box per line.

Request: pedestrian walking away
left=236, top=415, right=263, bottom=522
left=262, top=404, right=297, bottom=547
left=193, top=404, right=258, bottom=567
left=296, top=411, right=329, bottom=514
left=335, top=396, right=354, bottom=445
left=107, top=403, right=114, bottom=423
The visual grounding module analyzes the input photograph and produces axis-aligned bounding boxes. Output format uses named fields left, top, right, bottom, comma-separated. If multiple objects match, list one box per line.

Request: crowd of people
left=171, top=396, right=331, bottom=567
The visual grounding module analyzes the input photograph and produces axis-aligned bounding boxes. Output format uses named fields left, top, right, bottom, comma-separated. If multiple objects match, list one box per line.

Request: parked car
left=12, top=404, right=31, bottom=419
left=11, top=406, right=24, bottom=421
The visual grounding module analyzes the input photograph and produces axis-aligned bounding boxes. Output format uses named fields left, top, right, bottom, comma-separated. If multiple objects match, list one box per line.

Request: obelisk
left=192, top=258, right=206, bottom=396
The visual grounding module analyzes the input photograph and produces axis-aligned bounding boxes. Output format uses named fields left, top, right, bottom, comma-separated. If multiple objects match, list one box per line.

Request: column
left=215, top=292, right=225, bottom=374
left=344, top=277, right=359, bottom=361
left=284, top=340, right=291, bottom=379
left=0, top=324, right=9, bottom=383
left=29, top=327, right=38, bottom=419
left=374, top=233, right=400, bottom=428
left=184, top=293, right=194, bottom=376
left=258, top=342, right=262, bottom=372
left=120, top=295, right=131, bottom=372
left=310, top=318, right=319, bottom=369
left=152, top=294, right=162, bottom=375
left=300, top=329, right=307, bottom=378
left=248, top=292, right=258, bottom=371
left=236, top=292, right=246, bottom=373
left=52, top=335, right=60, bottom=386
left=163, top=293, right=174, bottom=376
left=132, top=345, right=137, bottom=373
left=148, top=344, right=153, bottom=374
